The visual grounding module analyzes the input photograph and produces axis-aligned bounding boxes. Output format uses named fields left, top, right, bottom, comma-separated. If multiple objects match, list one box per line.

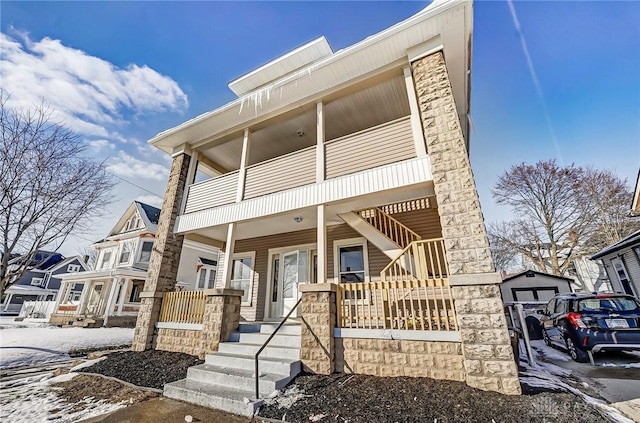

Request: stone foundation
left=335, top=338, right=465, bottom=381
left=155, top=328, right=204, bottom=356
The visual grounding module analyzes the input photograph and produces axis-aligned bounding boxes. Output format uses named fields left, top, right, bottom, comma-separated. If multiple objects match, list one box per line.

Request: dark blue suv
left=540, top=293, right=640, bottom=363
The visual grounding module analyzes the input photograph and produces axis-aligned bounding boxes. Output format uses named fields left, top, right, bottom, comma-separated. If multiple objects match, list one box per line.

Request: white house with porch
left=49, top=201, right=219, bottom=327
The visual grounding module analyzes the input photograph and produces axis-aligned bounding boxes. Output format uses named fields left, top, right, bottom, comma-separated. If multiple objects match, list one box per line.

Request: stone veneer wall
left=335, top=339, right=465, bottom=381
left=300, top=284, right=336, bottom=374
left=155, top=328, right=203, bottom=356
left=132, top=153, right=191, bottom=352
left=411, top=52, right=520, bottom=395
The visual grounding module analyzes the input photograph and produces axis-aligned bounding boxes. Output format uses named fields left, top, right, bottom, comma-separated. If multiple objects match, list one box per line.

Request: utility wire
left=106, top=171, right=164, bottom=198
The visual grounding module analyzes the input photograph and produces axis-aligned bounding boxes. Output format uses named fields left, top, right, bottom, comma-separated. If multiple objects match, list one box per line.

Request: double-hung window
left=334, top=238, right=369, bottom=283
left=197, top=267, right=216, bottom=290
left=119, top=242, right=134, bottom=265
left=100, top=251, right=112, bottom=270
left=138, top=241, right=153, bottom=263
left=230, top=254, right=254, bottom=305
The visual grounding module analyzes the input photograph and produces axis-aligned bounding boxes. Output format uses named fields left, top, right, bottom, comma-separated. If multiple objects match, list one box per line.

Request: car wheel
left=565, top=337, right=588, bottom=363
left=542, top=329, right=552, bottom=347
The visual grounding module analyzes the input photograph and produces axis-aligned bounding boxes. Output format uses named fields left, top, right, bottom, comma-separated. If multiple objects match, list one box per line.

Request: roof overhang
left=149, top=0, right=472, bottom=154
left=58, top=268, right=147, bottom=281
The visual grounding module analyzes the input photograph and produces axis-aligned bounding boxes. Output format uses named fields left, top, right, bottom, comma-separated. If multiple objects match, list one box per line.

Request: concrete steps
left=163, top=322, right=302, bottom=417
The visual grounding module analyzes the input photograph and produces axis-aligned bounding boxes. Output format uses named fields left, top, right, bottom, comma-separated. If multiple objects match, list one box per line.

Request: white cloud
left=107, top=151, right=169, bottom=181
left=88, top=139, right=116, bottom=150
left=0, top=30, right=188, bottom=138
left=136, top=195, right=164, bottom=208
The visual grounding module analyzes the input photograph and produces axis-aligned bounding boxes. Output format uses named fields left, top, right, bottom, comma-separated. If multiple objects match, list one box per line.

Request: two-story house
left=1, top=252, right=87, bottom=316
left=49, top=201, right=219, bottom=327
left=131, top=0, right=521, bottom=414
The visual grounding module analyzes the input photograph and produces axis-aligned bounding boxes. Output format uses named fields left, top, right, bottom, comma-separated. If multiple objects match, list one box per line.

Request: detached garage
left=500, top=270, right=573, bottom=302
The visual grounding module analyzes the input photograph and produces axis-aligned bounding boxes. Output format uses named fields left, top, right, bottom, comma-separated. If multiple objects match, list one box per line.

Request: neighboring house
left=1, top=252, right=87, bottom=315
left=591, top=230, right=640, bottom=298
left=500, top=270, right=573, bottom=303
left=130, top=1, right=521, bottom=414
left=49, top=201, right=219, bottom=327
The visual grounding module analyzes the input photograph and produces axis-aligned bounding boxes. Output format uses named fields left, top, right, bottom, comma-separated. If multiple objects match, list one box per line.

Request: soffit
left=150, top=0, right=471, bottom=152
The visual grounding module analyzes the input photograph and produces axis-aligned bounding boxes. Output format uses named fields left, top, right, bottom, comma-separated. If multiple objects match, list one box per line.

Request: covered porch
left=50, top=269, right=146, bottom=327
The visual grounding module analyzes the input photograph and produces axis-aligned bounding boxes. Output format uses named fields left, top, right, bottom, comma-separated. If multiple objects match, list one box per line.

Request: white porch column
left=117, top=278, right=129, bottom=315
left=77, top=282, right=91, bottom=314
left=403, top=66, right=428, bottom=158
left=103, top=277, right=120, bottom=323
left=179, top=149, right=199, bottom=214
left=2, top=294, right=13, bottom=312
left=235, top=129, right=251, bottom=202
left=317, top=204, right=327, bottom=284
left=220, top=223, right=237, bottom=288
left=53, top=282, right=67, bottom=311
left=316, top=101, right=325, bottom=183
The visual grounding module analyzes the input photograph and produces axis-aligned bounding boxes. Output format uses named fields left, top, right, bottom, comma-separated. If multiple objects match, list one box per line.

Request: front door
left=85, top=282, right=104, bottom=315
left=281, top=250, right=307, bottom=317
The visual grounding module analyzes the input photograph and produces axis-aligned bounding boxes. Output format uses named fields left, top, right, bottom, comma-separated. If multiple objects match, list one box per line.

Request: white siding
left=185, top=171, right=239, bottom=214
left=244, top=146, right=316, bottom=199
left=176, top=156, right=433, bottom=233
left=325, top=116, right=415, bottom=179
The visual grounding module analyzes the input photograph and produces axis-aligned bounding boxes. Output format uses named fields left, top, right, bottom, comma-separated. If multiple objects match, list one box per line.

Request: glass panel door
left=281, top=251, right=299, bottom=316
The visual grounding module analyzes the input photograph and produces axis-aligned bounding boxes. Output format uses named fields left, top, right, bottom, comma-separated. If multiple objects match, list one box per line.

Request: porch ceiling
left=190, top=184, right=434, bottom=242
left=197, top=74, right=409, bottom=173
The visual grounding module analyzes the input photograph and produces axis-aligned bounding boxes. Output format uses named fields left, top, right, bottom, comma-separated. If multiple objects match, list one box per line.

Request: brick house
left=132, top=0, right=521, bottom=415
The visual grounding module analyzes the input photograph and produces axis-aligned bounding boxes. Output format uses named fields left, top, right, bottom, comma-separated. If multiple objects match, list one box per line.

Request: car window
left=578, top=297, right=640, bottom=312
left=554, top=299, right=566, bottom=314
left=545, top=299, right=555, bottom=315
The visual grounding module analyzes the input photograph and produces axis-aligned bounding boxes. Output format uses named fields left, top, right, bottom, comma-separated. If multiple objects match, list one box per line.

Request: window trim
left=99, top=250, right=113, bottom=270
left=137, top=240, right=154, bottom=263
left=30, top=277, right=44, bottom=287
left=118, top=241, right=135, bottom=266
left=333, top=237, right=370, bottom=284
left=229, top=251, right=256, bottom=307
left=67, top=264, right=81, bottom=273
left=611, top=256, right=637, bottom=296
left=196, top=265, right=217, bottom=290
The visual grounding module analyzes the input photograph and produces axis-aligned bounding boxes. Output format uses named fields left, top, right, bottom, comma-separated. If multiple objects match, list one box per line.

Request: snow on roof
left=591, top=229, right=640, bottom=260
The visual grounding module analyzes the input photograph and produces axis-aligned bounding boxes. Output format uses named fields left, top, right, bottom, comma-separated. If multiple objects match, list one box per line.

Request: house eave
left=148, top=0, right=472, bottom=153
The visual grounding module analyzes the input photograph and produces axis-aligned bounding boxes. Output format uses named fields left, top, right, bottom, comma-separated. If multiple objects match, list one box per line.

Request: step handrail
left=254, top=297, right=302, bottom=399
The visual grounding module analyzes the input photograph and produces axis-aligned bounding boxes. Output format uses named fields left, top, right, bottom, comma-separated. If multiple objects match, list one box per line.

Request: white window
left=333, top=238, right=369, bottom=283
left=138, top=241, right=153, bottom=263
left=67, top=264, right=81, bottom=273
left=119, top=242, right=134, bottom=265
left=230, top=253, right=255, bottom=305
left=611, top=257, right=636, bottom=296
left=100, top=251, right=112, bottom=270
left=123, top=214, right=141, bottom=233
left=197, top=267, right=216, bottom=290
left=30, top=277, right=44, bottom=287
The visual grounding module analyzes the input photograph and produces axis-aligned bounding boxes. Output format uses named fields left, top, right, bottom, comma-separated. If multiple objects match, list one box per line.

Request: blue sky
left=2, top=1, right=639, bottom=256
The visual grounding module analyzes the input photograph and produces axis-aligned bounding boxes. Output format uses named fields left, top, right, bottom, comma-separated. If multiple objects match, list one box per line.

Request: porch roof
left=5, top=284, right=57, bottom=295
left=58, top=267, right=147, bottom=282
left=148, top=0, right=472, bottom=153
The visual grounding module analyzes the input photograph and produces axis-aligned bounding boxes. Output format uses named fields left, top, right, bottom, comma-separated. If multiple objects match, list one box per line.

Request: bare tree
left=77, top=246, right=99, bottom=270
left=489, top=160, right=636, bottom=278
left=0, top=97, right=115, bottom=298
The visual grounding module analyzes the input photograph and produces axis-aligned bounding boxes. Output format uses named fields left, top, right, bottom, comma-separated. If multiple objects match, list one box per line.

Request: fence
left=159, top=291, right=206, bottom=324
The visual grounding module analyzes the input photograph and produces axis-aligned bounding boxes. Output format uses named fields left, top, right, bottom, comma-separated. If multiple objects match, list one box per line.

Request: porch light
left=294, top=215, right=304, bottom=223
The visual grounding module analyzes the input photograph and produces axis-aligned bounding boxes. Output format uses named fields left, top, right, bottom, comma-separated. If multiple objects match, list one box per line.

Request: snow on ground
left=521, top=340, right=635, bottom=423
left=0, top=373, right=127, bottom=423
left=0, top=318, right=133, bottom=369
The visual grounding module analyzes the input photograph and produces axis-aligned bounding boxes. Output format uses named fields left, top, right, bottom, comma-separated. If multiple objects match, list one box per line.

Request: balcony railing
left=182, top=116, right=416, bottom=214
left=184, top=170, right=239, bottom=214
left=244, top=145, right=316, bottom=199
left=159, top=291, right=206, bottom=324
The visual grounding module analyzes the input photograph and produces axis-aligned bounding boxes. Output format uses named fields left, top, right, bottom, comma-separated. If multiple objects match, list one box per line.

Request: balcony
left=184, top=116, right=416, bottom=215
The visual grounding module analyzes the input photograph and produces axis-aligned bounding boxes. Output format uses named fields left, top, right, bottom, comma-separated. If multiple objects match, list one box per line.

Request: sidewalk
left=80, top=397, right=253, bottom=423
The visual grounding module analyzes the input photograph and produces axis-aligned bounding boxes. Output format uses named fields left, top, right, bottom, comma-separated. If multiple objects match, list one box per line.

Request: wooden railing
left=358, top=207, right=421, bottom=248
left=159, top=291, right=206, bottom=324
left=337, top=238, right=457, bottom=331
